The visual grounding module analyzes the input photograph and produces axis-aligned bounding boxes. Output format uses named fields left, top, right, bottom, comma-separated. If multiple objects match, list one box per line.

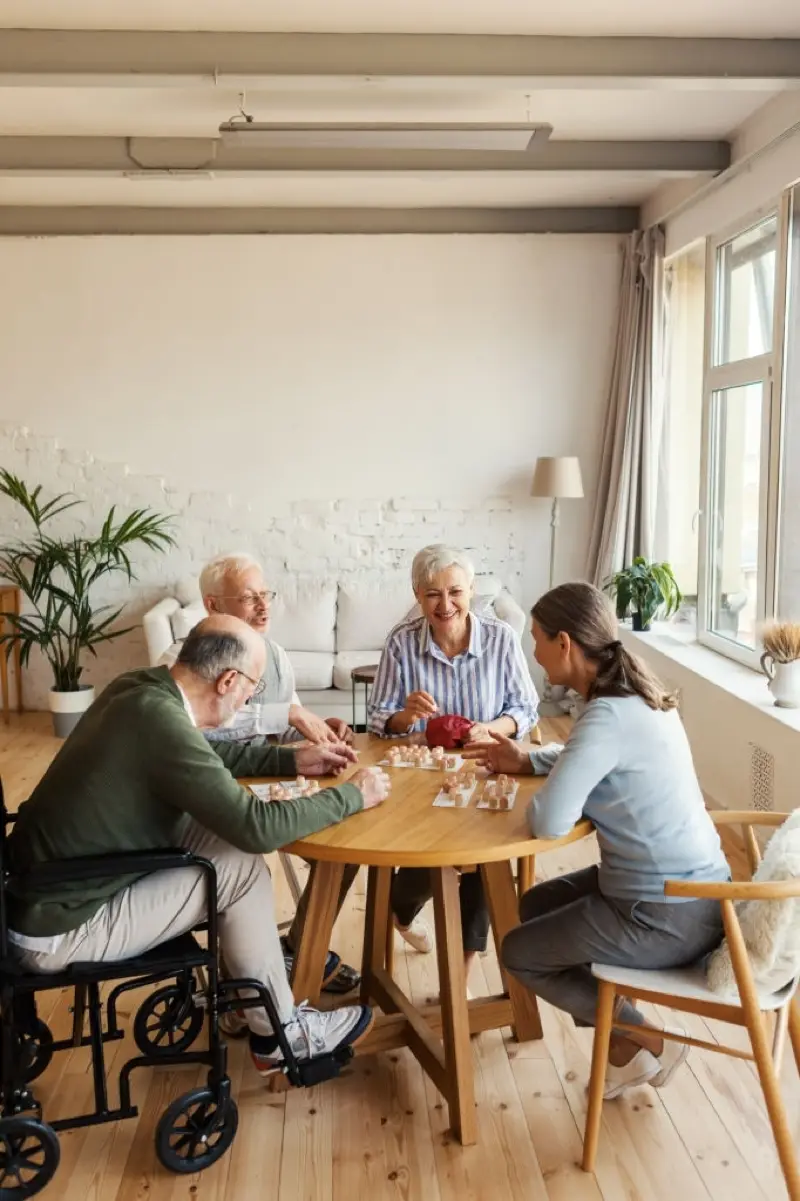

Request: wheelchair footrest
left=288, top=1046, right=354, bottom=1088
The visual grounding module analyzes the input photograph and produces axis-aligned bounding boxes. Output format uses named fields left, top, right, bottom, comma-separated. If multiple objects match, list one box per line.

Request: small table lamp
left=531, top=456, right=584, bottom=590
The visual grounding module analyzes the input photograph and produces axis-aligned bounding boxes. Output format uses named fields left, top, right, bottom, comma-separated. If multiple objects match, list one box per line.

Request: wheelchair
left=0, top=780, right=355, bottom=1198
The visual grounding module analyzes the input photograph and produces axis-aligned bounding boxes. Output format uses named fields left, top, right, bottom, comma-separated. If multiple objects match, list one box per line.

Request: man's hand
left=325, top=716, right=355, bottom=744
left=400, top=691, right=438, bottom=728
left=289, top=704, right=343, bottom=745
left=350, top=767, right=391, bottom=810
left=460, top=731, right=532, bottom=775
left=293, top=741, right=358, bottom=777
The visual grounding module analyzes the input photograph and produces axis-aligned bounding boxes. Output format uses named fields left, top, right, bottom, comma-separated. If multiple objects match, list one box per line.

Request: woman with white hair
left=368, top=544, right=539, bottom=979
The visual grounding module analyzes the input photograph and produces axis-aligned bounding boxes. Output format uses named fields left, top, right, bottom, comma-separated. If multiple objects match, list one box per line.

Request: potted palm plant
left=0, top=471, right=174, bottom=737
left=604, top=556, right=682, bottom=632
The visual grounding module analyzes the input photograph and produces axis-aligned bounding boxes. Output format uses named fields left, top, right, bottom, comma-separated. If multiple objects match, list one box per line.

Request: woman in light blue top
left=463, top=582, right=729, bottom=1099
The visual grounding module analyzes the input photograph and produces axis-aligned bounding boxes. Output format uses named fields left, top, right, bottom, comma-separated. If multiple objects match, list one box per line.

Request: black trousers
left=391, top=867, right=491, bottom=953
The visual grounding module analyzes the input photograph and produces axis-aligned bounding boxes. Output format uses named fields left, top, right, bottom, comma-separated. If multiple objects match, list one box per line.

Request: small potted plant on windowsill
left=604, top=556, right=682, bottom=633
left=0, top=471, right=174, bottom=737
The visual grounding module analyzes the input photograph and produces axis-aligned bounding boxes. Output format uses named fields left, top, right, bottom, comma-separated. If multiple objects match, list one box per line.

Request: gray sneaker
left=249, top=1001, right=374, bottom=1075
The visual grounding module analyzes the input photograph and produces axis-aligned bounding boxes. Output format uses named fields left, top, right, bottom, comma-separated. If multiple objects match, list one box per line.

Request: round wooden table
left=277, top=734, right=592, bottom=1146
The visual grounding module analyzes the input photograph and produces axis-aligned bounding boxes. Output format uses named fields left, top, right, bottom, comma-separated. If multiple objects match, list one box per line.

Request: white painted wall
left=0, top=233, right=620, bottom=705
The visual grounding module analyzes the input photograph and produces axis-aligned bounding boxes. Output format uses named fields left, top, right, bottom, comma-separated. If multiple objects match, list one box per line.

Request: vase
left=49, top=685, right=95, bottom=738
left=760, top=655, right=800, bottom=709
left=632, top=612, right=651, bottom=632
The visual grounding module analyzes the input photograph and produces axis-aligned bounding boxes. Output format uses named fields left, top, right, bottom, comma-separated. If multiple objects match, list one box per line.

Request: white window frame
left=696, top=196, right=791, bottom=669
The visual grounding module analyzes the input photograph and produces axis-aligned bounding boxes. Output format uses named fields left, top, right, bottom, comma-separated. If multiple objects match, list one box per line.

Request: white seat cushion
left=332, top=650, right=385, bottom=692
left=288, top=650, right=333, bottom=690
left=336, top=575, right=412, bottom=652
left=592, top=961, right=795, bottom=1012
left=269, top=579, right=337, bottom=653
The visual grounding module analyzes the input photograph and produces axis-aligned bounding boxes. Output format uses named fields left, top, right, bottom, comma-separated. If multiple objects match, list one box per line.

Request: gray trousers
left=501, top=866, right=724, bottom=1029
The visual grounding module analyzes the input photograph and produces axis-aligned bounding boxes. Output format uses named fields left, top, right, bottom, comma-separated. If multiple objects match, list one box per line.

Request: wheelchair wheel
left=14, top=1021, right=53, bottom=1084
left=133, top=984, right=204, bottom=1057
left=155, top=1087, right=238, bottom=1174
left=0, top=1115, right=60, bottom=1199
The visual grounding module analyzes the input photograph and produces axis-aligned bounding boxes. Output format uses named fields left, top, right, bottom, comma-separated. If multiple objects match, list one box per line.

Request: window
left=777, top=185, right=800, bottom=620
left=697, top=205, right=789, bottom=665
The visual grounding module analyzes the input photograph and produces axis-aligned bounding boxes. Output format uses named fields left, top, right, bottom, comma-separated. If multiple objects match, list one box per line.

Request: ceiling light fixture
left=217, top=122, right=554, bottom=153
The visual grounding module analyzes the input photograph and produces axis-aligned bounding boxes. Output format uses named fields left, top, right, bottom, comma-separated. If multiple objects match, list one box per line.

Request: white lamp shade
left=530, top=456, right=584, bottom=499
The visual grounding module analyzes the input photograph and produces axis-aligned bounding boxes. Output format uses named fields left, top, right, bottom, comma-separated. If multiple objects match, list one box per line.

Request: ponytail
left=532, top=583, right=677, bottom=713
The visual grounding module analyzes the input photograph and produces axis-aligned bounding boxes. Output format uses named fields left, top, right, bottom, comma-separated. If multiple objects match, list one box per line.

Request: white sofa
left=142, top=572, right=527, bottom=723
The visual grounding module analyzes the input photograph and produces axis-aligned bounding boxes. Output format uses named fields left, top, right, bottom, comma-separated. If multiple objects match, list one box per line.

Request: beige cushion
left=706, top=809, right=800, bottom=997
left=171, top=602, right=206, bottom=641
left=336, top=575, right=413, bottom=652
left=269, top=579, right=337, bottom=653
left=332, top=651, right=384, bottom=692
left=289, top=651, right=334, bottom=690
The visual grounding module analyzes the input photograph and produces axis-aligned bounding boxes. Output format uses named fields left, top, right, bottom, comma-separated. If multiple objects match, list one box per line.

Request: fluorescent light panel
left=218, top=124, right=553, bottom=152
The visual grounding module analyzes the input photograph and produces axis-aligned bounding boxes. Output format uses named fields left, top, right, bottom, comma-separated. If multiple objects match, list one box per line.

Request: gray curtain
left=586, top=226, right=667, bottom=586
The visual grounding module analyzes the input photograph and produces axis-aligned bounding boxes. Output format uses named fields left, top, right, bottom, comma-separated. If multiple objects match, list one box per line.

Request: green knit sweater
left=6, top=667, right=362, bottom=936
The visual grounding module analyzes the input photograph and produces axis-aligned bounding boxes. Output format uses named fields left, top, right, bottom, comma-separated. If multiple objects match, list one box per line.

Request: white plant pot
left=760, top=655, right=800, bottom=709
left=48, top=686, right=95, bottom=738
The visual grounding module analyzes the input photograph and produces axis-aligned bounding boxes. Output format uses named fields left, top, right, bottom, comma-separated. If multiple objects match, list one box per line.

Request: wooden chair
left=582, top=810, right=800, bottom=1201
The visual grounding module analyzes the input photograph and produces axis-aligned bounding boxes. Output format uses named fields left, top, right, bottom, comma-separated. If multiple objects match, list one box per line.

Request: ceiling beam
left=0, top=206, right=639, bottom=236
left=0, top=136, right=731, bottom=174
left=0, top=31, right=798, bottom=84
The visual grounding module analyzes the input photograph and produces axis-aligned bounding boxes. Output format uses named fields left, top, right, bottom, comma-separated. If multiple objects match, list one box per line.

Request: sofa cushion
left=333, top=651, right=386, bottom=692
left=172, top=602, right=207, bottom=641
left=288, top=651, right=334, bottom=690
left=175, top=576, right=202, bottom=606
left=269, top=579, right=337, bottom=653
left=336, top=575, right=413, bottom=652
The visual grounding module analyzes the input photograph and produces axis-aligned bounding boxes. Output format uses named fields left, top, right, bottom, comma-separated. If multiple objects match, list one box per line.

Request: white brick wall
left=0, top=422, right=527, bottom=710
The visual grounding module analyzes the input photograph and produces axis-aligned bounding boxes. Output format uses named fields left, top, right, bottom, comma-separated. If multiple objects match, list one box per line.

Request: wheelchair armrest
left=17, top=848, right=204, bottom=888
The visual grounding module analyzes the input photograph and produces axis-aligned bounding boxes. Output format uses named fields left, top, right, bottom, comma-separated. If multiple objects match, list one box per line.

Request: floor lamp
left=531, top=456, right=584, bottom=704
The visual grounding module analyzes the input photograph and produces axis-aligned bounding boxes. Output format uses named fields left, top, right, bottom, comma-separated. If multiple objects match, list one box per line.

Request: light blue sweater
left=528, top=695, right=730, bottom=903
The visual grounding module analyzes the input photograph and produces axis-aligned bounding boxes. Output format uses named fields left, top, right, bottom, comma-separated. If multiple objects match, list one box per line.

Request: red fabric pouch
left=425, top=714, right=474, bottom=749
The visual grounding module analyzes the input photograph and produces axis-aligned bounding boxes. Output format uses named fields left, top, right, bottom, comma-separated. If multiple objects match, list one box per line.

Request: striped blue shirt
left=368, top=612, right=539, bottom=739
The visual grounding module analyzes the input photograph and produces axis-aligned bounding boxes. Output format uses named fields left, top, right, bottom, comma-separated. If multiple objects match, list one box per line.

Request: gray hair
left=411, top=544, right=475, bottom=594
left=176, top=627, right=251, bottom=682
left=199, top=553, right=262, bottom=599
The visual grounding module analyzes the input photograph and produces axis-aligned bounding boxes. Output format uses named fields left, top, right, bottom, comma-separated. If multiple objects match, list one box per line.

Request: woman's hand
left=400, top=690, right=439, bottom=728
left=460, top=731, right=532, bottom=775
left=463, top=722, right=491, bottom=745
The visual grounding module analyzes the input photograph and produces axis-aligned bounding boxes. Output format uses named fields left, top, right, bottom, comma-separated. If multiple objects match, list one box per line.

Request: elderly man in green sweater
left=6, top=614, right=390, bottom=1077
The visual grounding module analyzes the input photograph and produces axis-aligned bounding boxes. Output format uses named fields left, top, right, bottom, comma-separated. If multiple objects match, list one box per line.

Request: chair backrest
left=706, top=809, right=800, bottom=997
left=0, top=776, right=13, bottom=963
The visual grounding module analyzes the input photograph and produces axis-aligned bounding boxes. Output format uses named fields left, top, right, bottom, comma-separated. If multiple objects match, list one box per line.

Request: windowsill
left=619, top=621, right=800, bottom=733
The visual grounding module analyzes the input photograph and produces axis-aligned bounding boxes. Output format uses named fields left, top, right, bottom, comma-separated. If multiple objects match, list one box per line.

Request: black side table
left=351, top=664, right=379, bottom=732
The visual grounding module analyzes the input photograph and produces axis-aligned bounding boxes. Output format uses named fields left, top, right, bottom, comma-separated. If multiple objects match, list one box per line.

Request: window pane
left=714, top=215, right=777, bottom=365
left=708, top=382, right=763, bottom=647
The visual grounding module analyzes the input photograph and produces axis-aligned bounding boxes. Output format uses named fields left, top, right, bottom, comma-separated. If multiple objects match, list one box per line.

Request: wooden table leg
left=431, top=866, right=477, bottom=1146
left=481, top=859, right=543, bottom=1042
left=517, top=854, right=536, bottom=898
left=361, top=866, right=394, bottom=1006
left=290, top=860, right=344, bottom=1005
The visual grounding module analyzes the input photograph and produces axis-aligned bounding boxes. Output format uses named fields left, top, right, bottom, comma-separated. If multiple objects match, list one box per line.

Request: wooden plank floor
left=1, top=712, right=798, bottom=1201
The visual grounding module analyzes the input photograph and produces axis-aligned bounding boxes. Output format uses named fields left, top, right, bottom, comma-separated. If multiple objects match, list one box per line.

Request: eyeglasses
left=217, top=590, right=276, bottom=608
left=225, top=669, right=266, bottom=698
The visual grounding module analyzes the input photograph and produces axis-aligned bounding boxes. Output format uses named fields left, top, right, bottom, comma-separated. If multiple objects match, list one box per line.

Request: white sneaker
left=394, top=915, right=433, bottom=954
left=603, top=1047, right=661, bottom=1099
left=249, top=1001, right=374, bottom=1075
left=651, top=1026, right=690, bottom=1088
